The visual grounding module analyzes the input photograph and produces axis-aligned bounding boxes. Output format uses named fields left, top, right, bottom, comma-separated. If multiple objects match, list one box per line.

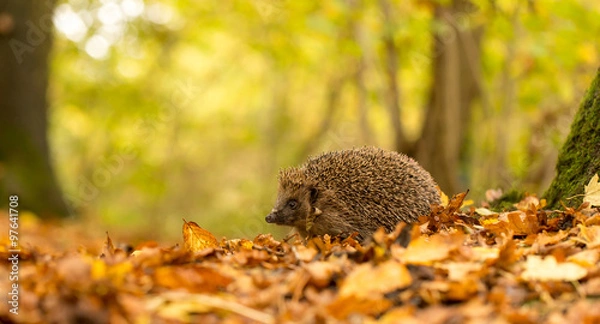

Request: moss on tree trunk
left=544, top=68, right=600, bottom=209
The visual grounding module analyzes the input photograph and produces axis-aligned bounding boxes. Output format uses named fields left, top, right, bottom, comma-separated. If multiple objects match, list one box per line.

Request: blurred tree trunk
left=379, top=0, right=413, bottom=155
left=415, top=0, right=483, bottom=195
left=544, top=68, right=600, bottom=209
left=348, top=0, right=374, bottom=146
left=299, top=75, right=345, bottom=159
left=0, top=0, right=71, bottom=218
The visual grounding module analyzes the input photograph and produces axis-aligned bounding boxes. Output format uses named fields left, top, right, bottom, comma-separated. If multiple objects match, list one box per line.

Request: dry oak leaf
left=520, top=255, right=587, bottom=282
left=327, top=294, right=392, bottom=319
left=514, top=195, right=544, bottom=211
left=153, top=265, right=233, bottom=293
left=182, top=218, right=218, bottom=252
left=470, top=246, right=500, bottom=263
left=147, top=292, right=274, bottom=324
left=401, top=233, right=465, bottom=265
left=504, top=211, right=539, bottom=235
left=293, top=245, right=318, bottom=262
left=567, top=250, right=599, bottom=268
left=584, top=174, right=600, bottom=207
left=338, top=260, right=412, bottom=299
left=328, top=260, right=408, bottom=319
left=534, top=230, right=570, bottom=247
left=442, top=262, right=484, bottom=281
left=574, top=225, right=600, bottom=249
left=303, top=261, right=341, bottom=288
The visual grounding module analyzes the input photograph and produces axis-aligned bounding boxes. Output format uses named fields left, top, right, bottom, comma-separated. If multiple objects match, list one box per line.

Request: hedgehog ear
left=309, top=186, right=319, bottom=204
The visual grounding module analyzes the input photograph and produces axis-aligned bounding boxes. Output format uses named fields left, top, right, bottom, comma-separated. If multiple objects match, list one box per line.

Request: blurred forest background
left=1, top=0, right=599, bottom=242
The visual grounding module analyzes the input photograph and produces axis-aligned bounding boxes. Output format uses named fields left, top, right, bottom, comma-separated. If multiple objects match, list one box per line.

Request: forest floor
left=1, top=188, right=600, bottom=323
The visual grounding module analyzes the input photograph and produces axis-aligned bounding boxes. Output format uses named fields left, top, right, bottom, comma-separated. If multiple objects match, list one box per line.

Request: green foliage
left=48, top=0, right=600, bottom=240
left=489, top=189, right=525, bottom=212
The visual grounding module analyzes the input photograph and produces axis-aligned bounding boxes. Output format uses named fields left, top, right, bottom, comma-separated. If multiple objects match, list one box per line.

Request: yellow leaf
left=182, top=218, right=218, bottom=252
left=440, top=190, right=449, bottom=207
left=584, top=174, right=600, bottom=207
left=461, top=199, right=474, bottom=208
left=90, top=259, right=107, bottom=280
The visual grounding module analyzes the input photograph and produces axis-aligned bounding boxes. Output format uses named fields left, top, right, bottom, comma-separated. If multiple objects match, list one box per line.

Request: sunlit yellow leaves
left=182, top=218, right=218, bottom=252
left=520, top=255, right=587, bottom=282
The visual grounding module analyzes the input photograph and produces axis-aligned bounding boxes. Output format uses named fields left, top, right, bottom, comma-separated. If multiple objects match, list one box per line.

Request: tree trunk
left=0, top=0, right=70, bottom=218
left=378, top=0, right=413, bottom=155
left=415, top=0, right=482, bottom=195
left=544, top=68, right=600, bottom=209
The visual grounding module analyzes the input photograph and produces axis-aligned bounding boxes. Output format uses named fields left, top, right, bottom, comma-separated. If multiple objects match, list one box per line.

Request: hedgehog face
left=265, top=185, right=314, bottom=228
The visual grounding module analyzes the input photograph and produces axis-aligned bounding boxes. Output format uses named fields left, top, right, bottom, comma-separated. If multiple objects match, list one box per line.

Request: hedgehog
left=265, top=146, right=440, bottom=241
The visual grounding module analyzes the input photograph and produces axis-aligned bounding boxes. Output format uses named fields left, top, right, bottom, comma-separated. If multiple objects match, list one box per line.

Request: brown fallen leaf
left=182, top=218, right=219, bottom=252
left=505, top=211, right=539, bottom=235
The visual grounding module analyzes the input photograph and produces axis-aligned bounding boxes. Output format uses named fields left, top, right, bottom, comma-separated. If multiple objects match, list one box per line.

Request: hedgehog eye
left=287, top=199, right=298, bottom=210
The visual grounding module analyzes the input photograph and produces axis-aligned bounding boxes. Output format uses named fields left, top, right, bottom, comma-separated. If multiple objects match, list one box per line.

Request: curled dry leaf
left=182, top=218, right=219, bottom=252
left=102, top=232, right=115, bottom=257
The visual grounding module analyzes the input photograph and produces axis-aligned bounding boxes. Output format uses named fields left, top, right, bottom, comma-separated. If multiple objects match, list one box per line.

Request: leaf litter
left=1, top=192, right=600, bottom=323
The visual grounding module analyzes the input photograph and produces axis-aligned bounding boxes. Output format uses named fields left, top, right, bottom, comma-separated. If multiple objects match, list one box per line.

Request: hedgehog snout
left=265, top=209, right=279, bottom=223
